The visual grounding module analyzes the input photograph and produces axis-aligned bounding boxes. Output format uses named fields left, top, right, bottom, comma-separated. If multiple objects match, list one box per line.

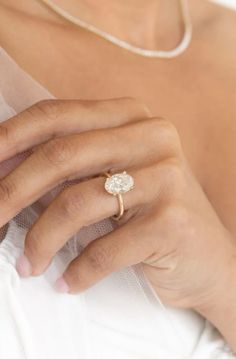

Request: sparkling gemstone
left=105, top=172, right=134, bottom=195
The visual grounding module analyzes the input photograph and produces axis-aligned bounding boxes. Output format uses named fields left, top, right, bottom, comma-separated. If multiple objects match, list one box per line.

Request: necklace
left=37, top=0, right=192, bottom=59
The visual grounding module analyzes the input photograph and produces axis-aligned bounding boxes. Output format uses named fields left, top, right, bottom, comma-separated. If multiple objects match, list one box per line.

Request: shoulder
left=196, top=2, right=236, bottom=62
left=190, top=1, right=236, bottom=84
left=210, top=2, right=236, bottom=45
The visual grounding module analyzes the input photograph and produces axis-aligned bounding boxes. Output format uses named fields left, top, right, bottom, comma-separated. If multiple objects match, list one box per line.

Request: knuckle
left=25, top=230, right=51, bottom=263
left=0, top=123, right=10, bottom=143
left=92, top=97, right=152, bottom=121
left=59, top=189, right=86, bottom=219
left=163, top=203, right=189, bottom=229
left=148, top=118, right=181, bottom=151
left=122, top=97, right=152, bottom=118
left=85, top=245, right=116, bottom=273
left=0, top=179, right=16, bottom=201
left=162, top=203, right=198, bottom=243
left=162, top=160, right=183, bottom=183
left=39, top=137, right=74, bottom=166
left=34, top=99, right=62, bottom=121
left=159, top=160, right=185, bottom=199
left=24, top=231, right=42, bottom=259
left=156, top=117, right=177, bottom=133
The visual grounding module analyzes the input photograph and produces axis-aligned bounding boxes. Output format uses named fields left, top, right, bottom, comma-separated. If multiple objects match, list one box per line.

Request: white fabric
left=0, top=2, right=236, bottom=356
left=212, top=0, right=236, bottom=9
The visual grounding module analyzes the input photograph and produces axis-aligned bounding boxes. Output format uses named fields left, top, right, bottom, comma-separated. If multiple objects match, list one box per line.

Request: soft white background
left=213, top=0, right=236, bottom=9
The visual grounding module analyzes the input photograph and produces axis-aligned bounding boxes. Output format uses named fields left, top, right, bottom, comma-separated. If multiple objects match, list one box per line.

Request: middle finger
left=0, top=118, right=173, bottom=227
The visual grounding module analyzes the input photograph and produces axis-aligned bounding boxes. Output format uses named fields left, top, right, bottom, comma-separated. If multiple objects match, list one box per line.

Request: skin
left=1, top=0, right=236, bottom=352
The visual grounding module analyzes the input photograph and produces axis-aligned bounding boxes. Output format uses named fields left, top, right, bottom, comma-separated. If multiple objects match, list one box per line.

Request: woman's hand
left=0, top=99, right=236, bottom=315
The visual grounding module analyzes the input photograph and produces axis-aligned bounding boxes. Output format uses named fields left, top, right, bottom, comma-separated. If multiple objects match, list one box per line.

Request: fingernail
left=16, top=254, right=33, bottom=278
left=54, top=276, right=69, bottom=293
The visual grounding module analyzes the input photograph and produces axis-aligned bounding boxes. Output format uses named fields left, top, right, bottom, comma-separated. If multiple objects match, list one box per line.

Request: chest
left=38, top=41, right=236, bottom=232
left=47, top=38, right=236, bottom=184
left=2, top=20, right=236, bottom=233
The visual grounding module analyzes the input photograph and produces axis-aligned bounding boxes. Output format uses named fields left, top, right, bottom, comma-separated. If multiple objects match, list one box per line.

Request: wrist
left=195, top=253, right=236, bottom=353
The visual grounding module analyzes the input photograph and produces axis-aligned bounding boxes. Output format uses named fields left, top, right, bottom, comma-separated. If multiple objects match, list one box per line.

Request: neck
left=50, top=0, right=186, bottom=49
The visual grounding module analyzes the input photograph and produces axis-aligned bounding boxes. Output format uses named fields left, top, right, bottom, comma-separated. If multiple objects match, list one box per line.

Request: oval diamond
left=105, top=172, right=134, bottom=195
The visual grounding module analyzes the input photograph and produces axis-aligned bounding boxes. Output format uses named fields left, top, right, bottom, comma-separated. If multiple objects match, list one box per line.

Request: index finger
left=0, top=98, right=151, bottom=163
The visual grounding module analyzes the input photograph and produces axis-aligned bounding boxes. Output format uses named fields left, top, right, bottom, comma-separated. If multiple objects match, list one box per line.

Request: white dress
left=0, top=4, right=236, bottom=356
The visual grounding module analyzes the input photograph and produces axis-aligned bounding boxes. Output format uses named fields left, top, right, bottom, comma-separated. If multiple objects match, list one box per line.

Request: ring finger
left=17, top=164, right=165, bottom=277
left=0, top=118, right=176, bottom=227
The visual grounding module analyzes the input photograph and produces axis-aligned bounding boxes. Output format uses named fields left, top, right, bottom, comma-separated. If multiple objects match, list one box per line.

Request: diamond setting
left=105, top=171, right=134, bottom=195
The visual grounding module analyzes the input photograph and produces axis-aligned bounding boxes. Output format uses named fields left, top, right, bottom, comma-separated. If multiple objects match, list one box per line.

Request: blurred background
left=214, top=0, right=236, bottom=8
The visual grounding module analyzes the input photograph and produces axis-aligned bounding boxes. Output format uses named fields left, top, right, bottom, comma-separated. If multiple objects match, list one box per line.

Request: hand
left=0, top=98, right=235, bottom=313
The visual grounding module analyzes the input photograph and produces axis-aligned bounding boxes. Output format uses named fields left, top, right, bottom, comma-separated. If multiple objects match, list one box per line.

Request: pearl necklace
left=37, top=0, right=192, bottom=59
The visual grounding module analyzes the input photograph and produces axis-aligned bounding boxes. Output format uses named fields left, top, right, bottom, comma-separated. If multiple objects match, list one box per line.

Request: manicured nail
left=16, top=254, right=33, bottom=278
left=54, top=276, right=69, bottom=293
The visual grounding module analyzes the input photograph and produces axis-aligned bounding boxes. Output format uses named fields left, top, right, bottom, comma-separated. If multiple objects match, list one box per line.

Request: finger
left=0, top=98, right=151, bottom=162
left=0, top=151, right=29, bottom=179
left=57, top=214, right=155, bottom=294
left=0, top=118, right=177, bottom=227
left=19, top=164, right=165, bottom=276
